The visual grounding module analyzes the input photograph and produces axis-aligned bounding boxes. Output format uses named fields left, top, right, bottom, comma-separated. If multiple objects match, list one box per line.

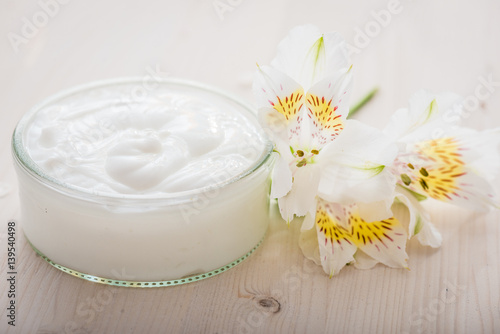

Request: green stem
left=347, top=87, right=379, bottom=118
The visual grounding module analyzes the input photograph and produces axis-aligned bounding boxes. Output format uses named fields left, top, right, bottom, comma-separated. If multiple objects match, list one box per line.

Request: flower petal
left=299, top=221, right=322, bottom=266
left=301, top=210, right=316, bottom=231
left=454, top=128, right=500, bottom=182
left=270, top=25, right=350, bottom=90
left=320, top=119, right=398, bottom=167
left=396, top=134, right=499, bottom=211
left=253, top=65, right=305, bottom=120
left=356, top=199, right=394, bottom=223
left=270, top=154, right=293, bottom=199
left=305, top=68, right=352, bottom=148
left=258, top=106, right=289, bottom=144
left=416, top=217, right=442, bottom=248
left=314, top=199, right=357, bottom=276
left=254, top=65, right=305, bottom=146
left=394, top=186, right=442, bottom=248
left=353, top=249, right=379, bottom=270
left=407, top=90, right=462, bottom=125
left=317, top=119, right=398, bottom=204
left=277, top=164, right=320, bottom=222
left=319, top=165, right=397, bottom=205
left=384, top=90, right=462, bottom=141
left=346, top=208, right=409, bottom=269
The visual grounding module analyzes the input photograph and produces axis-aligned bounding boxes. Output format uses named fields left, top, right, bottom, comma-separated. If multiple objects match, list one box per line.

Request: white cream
left=25, top=89, right=266, bottom=194
left=14, top=79, right=273, bottom=283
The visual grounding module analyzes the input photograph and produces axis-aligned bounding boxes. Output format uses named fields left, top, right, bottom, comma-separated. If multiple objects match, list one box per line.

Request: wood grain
left=1, top=0, right=500, bottom=333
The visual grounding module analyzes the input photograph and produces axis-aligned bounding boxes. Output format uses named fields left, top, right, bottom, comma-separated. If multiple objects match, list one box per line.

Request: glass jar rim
left=12, top=77, right=273, bottom=203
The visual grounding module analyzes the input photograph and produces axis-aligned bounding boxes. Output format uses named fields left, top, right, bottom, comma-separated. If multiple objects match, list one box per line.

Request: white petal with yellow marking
left=346, top=210, right=409, bottom=269
left=396, top=135, right=499, bottom=210
left=314, top=199, right=357, bottom=276
left=305, top=69, right=352, bottom=148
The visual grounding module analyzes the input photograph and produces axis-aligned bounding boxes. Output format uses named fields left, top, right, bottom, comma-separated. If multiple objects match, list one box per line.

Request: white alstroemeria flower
left=384, top=90, right=500, bottom=246
left=253, top=25, right=398, bottom=223
left=298, top=183, right=446, bottom=277
left=252, top=25, right=500, bottom=278
left=386, top=90, right=500, bottom=209
left=299, top=198, right=409, bottom=277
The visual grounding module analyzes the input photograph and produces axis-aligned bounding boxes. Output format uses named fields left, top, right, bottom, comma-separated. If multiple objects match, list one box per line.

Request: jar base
left=26, top=235, right=264, bottom=287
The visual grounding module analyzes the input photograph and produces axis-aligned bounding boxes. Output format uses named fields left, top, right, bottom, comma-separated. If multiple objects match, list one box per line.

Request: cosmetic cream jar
left=12, top=78, right=273, bottom=286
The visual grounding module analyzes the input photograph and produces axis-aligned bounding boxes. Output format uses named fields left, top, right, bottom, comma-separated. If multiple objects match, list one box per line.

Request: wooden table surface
left=1, top=1, right=500, bottom=333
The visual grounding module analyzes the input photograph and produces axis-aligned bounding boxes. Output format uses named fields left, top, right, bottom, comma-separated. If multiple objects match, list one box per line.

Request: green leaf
left=348, top=87, right=379, bottom=118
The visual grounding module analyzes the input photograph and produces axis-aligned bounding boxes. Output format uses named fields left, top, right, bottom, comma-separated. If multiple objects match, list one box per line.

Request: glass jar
left=12, top=78, right=274, bottom=287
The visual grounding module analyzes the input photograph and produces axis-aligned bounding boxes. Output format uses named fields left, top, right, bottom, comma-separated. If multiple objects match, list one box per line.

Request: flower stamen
left=401, top=173, right=412, bottom=186
left=419, top=167, right=429, bottom=177
left=419, top=178, right=429, bottom=190
left=296, top=158, right=307, bottom=167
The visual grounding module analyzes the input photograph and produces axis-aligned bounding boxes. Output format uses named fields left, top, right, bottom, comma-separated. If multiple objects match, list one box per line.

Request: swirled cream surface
left=23, top=83, right=267, bottom=195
